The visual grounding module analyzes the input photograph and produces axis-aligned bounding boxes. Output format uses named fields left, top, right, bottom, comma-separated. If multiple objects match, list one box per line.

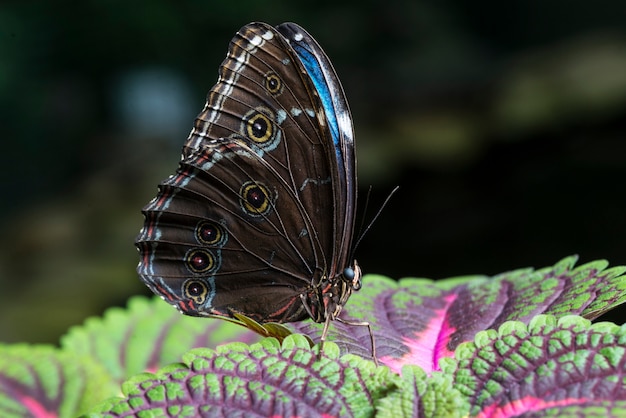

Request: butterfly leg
left=318, top=314, right=333, bottom=361
left=335, top=317, right=378, bottom=366
left=299, top=293, right=327, bottom=360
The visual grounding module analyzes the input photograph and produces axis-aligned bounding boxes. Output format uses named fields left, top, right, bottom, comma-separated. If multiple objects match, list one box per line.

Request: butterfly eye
left=196, top=221, right=226, bottom=246
left=240, top=107, right=281, bottom=152
left=185, top=248, right=218, bottom=273
left=246, top=111, right=273, bottom=143
left=344, top=264, right=362, bottom=290
left=184, top=279, right=209, bottom=304
left=239, top=181, right=273, bottom=216
left=265, top=72, right=283, bottom=95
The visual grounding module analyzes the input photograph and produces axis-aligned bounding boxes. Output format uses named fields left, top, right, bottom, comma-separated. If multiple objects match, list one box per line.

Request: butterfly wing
left=136, top=22, right=357, bottom=324
left=276, top=22, right=357, bottom=289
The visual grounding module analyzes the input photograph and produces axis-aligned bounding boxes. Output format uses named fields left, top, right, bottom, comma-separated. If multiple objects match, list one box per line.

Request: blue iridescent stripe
left=291, top=43, right=341, bottom=152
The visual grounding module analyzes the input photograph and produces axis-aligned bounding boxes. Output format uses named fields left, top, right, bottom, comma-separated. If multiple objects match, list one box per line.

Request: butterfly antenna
left=353, top=186, right=399, bottom=252
left=356, top=185, right=374, bottom=238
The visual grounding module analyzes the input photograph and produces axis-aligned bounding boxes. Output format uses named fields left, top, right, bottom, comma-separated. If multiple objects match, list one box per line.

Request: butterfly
left=135, top=22, right=373, bottom=359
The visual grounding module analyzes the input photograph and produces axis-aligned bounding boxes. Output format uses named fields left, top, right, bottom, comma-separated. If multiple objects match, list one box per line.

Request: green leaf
left=450, top=315, right=626, bottom=416
left=88, top=335, right=397, bottom=417
left=61, top=295, right=261, bottom=384
left=376, top=365, right=468, bottom=418
left=0, top=344, right=116, bottom=418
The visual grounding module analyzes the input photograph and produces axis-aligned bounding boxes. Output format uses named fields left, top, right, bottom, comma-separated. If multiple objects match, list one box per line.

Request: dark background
left=1, top=1, right=625, bottom=343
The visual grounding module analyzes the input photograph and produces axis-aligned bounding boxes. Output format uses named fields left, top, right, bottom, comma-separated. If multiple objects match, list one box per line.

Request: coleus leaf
left=0, top=344, right=116, bottom=418
left=290, top=256, right=626, bottom=373
left=442, top=315, right=626, bottom=417
left=86, top=335, right=399, bottom=418
left=61, top=295, right=261, bottom=384
left=85, top=315, right=626, bottom=417
left=375, top=365, right=470, bottom=418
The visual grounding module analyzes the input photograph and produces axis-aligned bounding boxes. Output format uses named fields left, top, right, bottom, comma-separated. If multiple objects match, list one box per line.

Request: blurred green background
left=1, top=1, right=625, bottom=344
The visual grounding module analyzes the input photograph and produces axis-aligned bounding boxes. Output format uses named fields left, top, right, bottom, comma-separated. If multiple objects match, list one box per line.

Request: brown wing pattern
left=136, top=22, right=356, bottom=323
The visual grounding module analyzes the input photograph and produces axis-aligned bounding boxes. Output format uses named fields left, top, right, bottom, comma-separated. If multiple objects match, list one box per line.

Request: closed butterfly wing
left=136, top=22, right=360, bottom=328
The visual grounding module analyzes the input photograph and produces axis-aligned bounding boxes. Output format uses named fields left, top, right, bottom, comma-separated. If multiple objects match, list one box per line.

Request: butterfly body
left=136, top=22, right=360, bottom=335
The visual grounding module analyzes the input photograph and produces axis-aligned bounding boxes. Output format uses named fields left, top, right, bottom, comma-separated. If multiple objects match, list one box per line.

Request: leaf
left=61, top=295, right=261, bottom=384
left=376, top=365, right=469, bottom=418
left=291, top=256, right=626, bottom=373
left=444, top=315, right=626, bottom=416
left=86, top=335, right=398, bottom=418
left=0, top=344, right=116, bottom=418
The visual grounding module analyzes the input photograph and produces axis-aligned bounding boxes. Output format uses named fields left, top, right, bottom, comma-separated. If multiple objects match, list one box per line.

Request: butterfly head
left=342, top=260, right=362, bottom=291
left=308, top=260, right=362, bottom=322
